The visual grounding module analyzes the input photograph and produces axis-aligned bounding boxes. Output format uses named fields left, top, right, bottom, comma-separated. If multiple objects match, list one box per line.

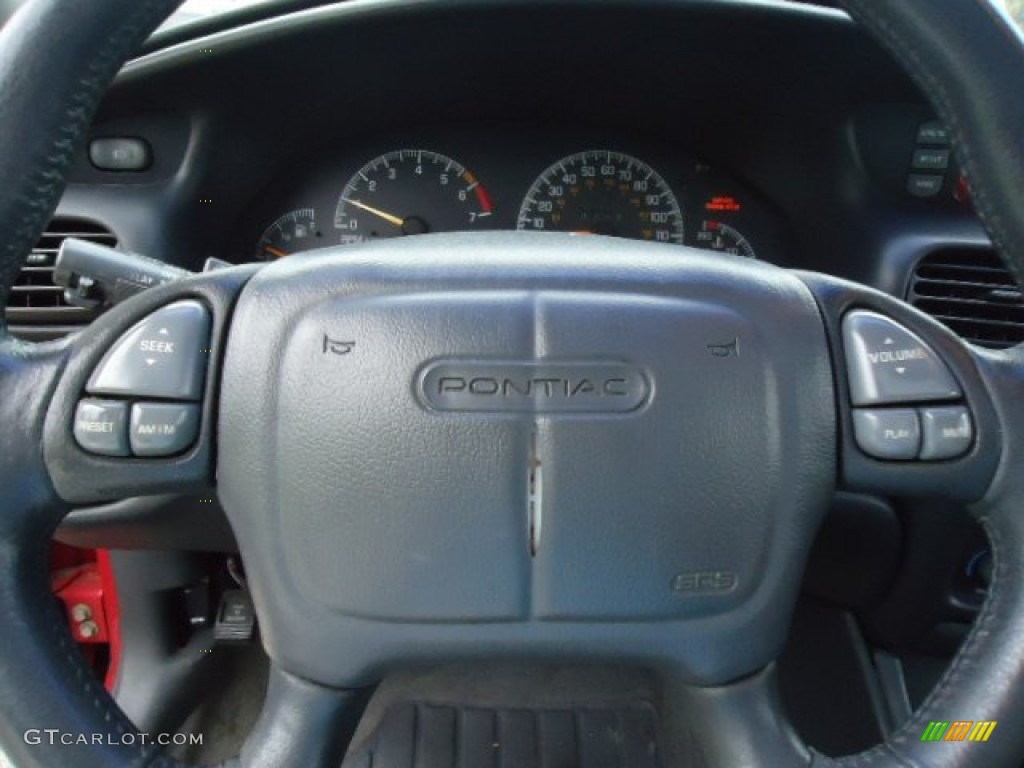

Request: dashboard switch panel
left=916, top=120, right=951, bottom=146
left=906, top=175, right=944, bottom=198
left=852, top=408, right=921, bottom=460
left=843, top=310, right=961, bottom=406
left=129, top=402, right=200, bottom=457
left=920, top=406, right=973, bottom=460
left=87, top=300, right=211, bottom=401
left=74, top=399, right=130, bottom=457
left=911, top=149, right=950, bottom=171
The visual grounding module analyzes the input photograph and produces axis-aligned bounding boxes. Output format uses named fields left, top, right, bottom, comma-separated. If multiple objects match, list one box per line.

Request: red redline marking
left=475, top=184, right=495, bottom=213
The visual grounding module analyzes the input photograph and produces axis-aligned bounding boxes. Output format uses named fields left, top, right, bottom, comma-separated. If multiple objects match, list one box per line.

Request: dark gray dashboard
left=52, top=0, right=989, bottom=297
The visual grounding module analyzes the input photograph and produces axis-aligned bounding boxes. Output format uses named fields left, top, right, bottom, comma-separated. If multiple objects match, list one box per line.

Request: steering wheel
left=1, top=1, right=1023, bottom=766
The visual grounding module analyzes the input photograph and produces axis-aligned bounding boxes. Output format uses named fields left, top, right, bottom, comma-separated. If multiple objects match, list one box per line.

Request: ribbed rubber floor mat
left=342, top=701, right=662, bottom=768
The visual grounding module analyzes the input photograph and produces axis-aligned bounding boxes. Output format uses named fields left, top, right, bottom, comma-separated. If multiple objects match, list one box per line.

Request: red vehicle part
left=50, top=544, right=122, bottom=690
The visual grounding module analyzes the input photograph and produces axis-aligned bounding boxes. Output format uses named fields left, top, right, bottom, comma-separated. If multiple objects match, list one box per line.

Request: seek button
left=88, top=300, right=210, bottom=401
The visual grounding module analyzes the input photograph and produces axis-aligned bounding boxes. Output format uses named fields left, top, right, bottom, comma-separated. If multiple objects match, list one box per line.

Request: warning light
left=705, top=195, right=742, bottom=212
left=954, top=173, right=972, bottom=206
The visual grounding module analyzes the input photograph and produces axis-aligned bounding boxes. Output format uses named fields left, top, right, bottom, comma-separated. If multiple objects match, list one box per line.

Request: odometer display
left=517, top=150, right=683, bottom=244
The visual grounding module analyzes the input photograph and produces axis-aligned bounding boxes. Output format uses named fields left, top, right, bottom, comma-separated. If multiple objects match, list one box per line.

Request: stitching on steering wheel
left=0, top=0, right=182, bottom=323
left=0, top=2, right=192, bottom=763
left=808, top=2, right=1023, bottom=764
left=840, top=0, right=1024, bottom=291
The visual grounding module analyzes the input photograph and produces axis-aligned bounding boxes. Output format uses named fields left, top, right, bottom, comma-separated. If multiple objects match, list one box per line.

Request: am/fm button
left=129, top=402, right=200, bottom=457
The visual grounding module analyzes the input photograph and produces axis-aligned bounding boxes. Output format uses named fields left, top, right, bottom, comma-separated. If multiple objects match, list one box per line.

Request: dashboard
left=43, top=0, right=993, bottom=311
left=241, top=129, right=785, bottom=263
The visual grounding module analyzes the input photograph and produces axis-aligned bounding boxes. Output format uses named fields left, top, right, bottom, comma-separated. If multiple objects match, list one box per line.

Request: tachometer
left=334, top=149, right=494, bottom=243
left=517, top=150, right=683, bottom=243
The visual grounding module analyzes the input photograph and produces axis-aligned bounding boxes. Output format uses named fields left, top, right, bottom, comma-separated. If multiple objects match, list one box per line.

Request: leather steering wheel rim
left=0, top=1, right=1023, bottom=767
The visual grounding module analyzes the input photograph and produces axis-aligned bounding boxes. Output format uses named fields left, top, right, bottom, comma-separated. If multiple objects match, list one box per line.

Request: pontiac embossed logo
left=417, top=360, right=650, bottom=413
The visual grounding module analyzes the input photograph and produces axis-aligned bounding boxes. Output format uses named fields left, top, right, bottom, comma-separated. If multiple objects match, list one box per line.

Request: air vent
left=6, top=218, right=117, bottom=340
left=908, top=248, right=1024, bottom=350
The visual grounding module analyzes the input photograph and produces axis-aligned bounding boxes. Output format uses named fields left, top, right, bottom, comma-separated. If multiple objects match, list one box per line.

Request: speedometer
left=517, top=150, right=683, bottom=243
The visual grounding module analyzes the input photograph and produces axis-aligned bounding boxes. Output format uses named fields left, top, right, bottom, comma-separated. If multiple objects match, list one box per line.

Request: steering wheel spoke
left=42, top=267, right=253, bottom=505
left=797, top=271, right=1002, bottom=501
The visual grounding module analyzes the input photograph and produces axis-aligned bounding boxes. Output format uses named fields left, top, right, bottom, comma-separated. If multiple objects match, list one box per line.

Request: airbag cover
left=218, top=233, right=835, bottom=686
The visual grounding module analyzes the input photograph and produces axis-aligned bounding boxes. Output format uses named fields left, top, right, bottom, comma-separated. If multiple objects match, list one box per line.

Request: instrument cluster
left=242, top=130, right=785, bottom=264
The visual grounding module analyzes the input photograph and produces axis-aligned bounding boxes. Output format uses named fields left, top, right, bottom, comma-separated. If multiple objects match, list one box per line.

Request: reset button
left=74, top=399, right=129, bottom=457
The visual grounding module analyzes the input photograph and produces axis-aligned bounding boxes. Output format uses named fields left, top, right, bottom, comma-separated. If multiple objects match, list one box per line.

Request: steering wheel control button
left=129, top=402, right=200, bottom=457
left=88, top=137, right=152, bottom=172
left=843, top=311, right=961, bottom=405
left=73, top=399, right=130, bottom=457
left=87, top=300, right=211, bottom=401
left=920, top=406, right=973, bottom=460
left=853, top=409, right=921, bottom=460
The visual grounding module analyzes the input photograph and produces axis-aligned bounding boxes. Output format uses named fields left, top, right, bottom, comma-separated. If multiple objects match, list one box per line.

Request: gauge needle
left=342, top=198, right=405, bottom=228
left=264, top=245, right=289, bottom=259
